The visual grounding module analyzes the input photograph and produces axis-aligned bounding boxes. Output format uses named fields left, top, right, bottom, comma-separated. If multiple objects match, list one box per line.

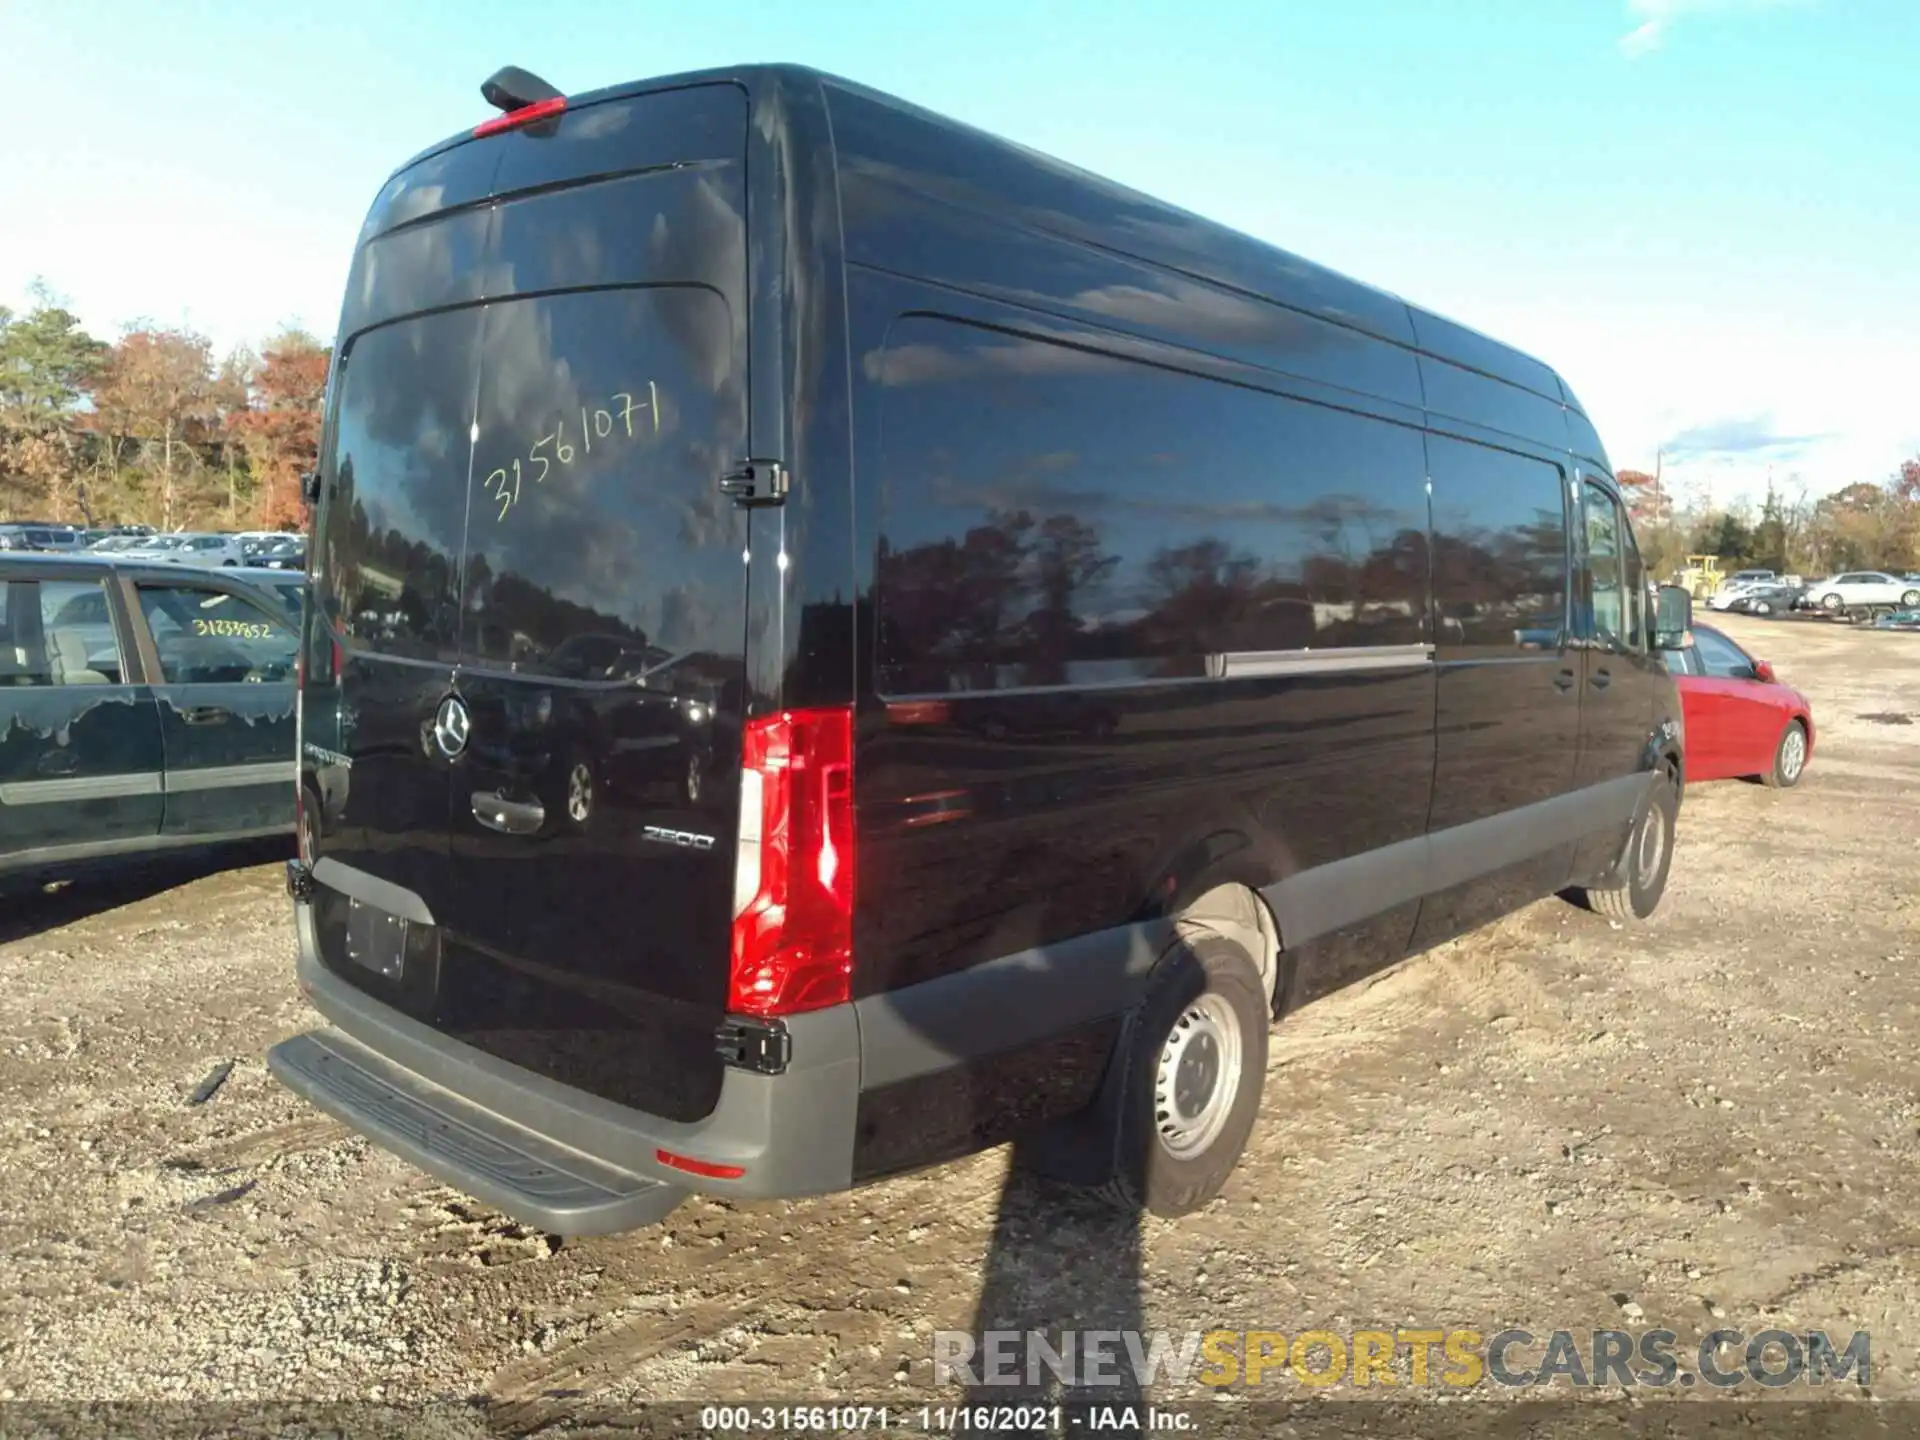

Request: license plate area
left=345, top=898, right=409, bottom=981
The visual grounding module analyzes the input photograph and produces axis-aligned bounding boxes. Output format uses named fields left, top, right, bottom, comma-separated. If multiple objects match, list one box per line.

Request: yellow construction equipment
left=1676, top=554, right=1724, bottom=600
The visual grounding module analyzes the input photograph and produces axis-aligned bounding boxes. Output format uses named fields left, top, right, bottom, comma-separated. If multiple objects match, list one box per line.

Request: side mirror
left=1655, top=584, right=1693, bottom=650
left=1752, top=659, right=1776, bottom=683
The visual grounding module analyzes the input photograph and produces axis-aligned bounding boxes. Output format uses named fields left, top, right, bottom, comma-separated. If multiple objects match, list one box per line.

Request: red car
left=1662, top=623, right=1814, bottom=787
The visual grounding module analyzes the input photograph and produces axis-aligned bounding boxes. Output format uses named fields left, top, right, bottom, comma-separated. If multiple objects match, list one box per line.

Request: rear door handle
left=1553, top=668, right=1576, bottom=692
left=471, top=792, right=545, bottom=835
left=182, top=706, right=230, bottom=726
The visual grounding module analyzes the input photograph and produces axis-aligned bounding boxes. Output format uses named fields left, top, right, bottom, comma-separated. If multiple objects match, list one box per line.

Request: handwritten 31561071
left=484, top=382, right=659, bottom=522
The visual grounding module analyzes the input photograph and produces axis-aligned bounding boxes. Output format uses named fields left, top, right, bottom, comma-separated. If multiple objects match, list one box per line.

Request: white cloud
left=1448, top=295, right=1919, bottom=512
left=1618, top=0, right=1813, bottom=59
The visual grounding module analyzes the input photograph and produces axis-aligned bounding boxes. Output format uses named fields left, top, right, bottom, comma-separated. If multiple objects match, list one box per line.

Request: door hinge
left=715, top=1015, right=792, bottom=1075
left=720, top=459, right=788, bottom=508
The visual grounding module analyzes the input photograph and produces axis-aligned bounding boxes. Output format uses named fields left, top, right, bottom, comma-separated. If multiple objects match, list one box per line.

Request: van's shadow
left=963, top=1156, right=1147, bottom=1428
left=900, top=828, right=1153, bottom=1436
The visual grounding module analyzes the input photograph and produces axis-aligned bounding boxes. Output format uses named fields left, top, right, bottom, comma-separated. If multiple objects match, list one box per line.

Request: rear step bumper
left=274, top=889, right=862, bottom=1234
left=267, top=1030, right=686, bottom=1236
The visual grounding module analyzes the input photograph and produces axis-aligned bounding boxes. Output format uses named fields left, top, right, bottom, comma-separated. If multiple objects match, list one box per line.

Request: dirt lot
left=1, top=616, right=1916, bottom=1425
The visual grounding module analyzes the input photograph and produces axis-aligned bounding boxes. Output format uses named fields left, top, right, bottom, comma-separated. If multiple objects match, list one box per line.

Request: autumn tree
left=0, top=284, right=108, bottom=519
left=1615, top=469, right=1670, bottom=526
left=1617, top=467, right=1681, bottom=578
left=1808, top=482, right=1895, bottom=573
left=227, top=329, right=329, bottom=528
left=92, top=326, right=223, bottom=530
left=1897, top=457, right=1920, bottom=505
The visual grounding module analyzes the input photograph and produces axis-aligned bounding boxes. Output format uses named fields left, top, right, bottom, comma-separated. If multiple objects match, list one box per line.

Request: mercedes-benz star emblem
left=432, top=695, right=471, bottom=760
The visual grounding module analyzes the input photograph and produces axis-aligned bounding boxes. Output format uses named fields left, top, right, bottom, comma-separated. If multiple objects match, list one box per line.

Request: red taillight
left=729, top=706, right=855, bottom=1017
left=473, top=95, right=567, bottom=138
left=655, top=1148, right=746, bottom=1181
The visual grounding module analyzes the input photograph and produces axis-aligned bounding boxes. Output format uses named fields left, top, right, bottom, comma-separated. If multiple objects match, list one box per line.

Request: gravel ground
left=1, top=616, right=1915, bottom=1428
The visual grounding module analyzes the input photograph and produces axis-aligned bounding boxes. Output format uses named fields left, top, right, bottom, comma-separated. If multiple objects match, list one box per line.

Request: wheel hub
left=1780, top=728, right=1806, bottom=782
left=1634, top=800, right=1668, bottom=888
left=567, top=763, right=593, bottom=823
left=1155, top=992, right=1244, bottom=1161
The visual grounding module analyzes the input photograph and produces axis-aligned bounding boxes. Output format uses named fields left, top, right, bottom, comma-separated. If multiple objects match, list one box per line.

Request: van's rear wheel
left=1104, top=931, right=1267, bottom=1217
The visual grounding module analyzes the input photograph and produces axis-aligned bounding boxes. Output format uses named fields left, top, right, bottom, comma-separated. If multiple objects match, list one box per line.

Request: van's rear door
left=447, top=277, right=749, bottom=1122
left=313, top=84, right=753, bottom=1123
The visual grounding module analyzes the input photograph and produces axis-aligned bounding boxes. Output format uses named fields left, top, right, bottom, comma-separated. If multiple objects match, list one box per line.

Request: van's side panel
left=1410, top=426, right=1584, bottom=951
left=832, top=137, right=1441, bottom=1174
left=823, top=83, right=1418, bottom=353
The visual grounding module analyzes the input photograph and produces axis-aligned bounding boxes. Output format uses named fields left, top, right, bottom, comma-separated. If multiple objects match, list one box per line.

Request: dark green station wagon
left=0, top=553, right=302, bottom=884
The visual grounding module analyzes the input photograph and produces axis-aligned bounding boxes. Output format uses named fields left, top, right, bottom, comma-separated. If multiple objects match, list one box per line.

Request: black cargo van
left=271, top=64, right=1692, bottom=1235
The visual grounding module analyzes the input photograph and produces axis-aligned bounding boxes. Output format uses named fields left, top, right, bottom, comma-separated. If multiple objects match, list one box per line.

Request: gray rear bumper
left=270, top=898, right=862, bottom=1234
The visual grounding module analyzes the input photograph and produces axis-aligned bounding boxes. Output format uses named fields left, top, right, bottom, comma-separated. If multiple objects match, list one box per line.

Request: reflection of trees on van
left=335, top=486, right=458, bottom=656
left=1026, top=514, right=1116, bottom=685
left=1431, top=507, right=1567, bottom=650
left=1141, top=537, right=1263, bottom=657
left=878, top=507, right=1452, bottom=694
left=876, top=509, right=1032, bottom=692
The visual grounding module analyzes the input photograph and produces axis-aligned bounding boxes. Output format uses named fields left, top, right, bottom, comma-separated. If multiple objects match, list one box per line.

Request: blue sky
left=3, top=0, right=1914, bottom=508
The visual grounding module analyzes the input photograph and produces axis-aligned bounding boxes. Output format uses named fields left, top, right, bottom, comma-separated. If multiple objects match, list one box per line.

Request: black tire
left=1581, top=772, right=1678, bottom=925
left=1100, top=930, right=1268, bottom=1218
left=1902, top=590, right=1920, bottom=608
left=1764, top=719, right=1809, bottom=789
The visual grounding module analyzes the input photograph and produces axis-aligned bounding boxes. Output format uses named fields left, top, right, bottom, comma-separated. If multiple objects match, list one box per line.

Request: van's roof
left=392, top=62, right=1581, bottom=419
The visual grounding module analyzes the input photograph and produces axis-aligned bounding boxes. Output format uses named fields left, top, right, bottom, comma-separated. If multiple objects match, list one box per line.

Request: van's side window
left=1619, top=508, right=1648, bottom=653
left=872, top=317, right=1428, bottom=694
left=1582, top=480, right=1625, bottom=650
left=1428, top=437, right=1567, bottom=654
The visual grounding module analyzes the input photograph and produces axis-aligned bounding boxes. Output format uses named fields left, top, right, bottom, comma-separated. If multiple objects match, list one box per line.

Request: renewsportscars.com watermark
left=934, top=1328, right=1872, bottom=1391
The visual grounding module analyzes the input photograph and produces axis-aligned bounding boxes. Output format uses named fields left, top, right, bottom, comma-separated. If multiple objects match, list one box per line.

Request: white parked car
left=119, top=533, right=249, bottom=567
left=172, top=534, right=250, bottom=567
left=1805, top=571, right=1920, bottom=611
left=1707, top=580, right=1768, bottom=611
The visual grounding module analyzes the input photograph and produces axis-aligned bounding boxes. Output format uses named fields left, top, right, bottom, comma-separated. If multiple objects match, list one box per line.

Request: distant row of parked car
left=1705, top=567, right=1920, bottom=618
left=0, top=522, right=306, bottom=571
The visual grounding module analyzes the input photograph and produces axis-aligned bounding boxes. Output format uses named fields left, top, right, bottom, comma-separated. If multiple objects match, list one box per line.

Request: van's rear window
left=321, top=309, right=484, bottom=665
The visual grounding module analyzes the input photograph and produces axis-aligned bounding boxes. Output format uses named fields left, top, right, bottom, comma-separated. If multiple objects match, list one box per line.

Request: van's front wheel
left=1582, top=773, right=1678, bottom=925
left=1105, top=932, right=1268, bottom=1217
